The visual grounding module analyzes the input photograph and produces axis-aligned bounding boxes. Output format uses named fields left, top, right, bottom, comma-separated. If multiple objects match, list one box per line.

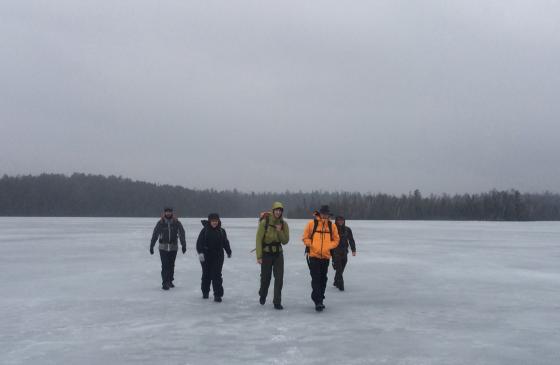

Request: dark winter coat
left=332, top=224, right=356, bottom=256
left=196, top=220, right=232, bottom=257
left=150, top=216, right=186, bottom=252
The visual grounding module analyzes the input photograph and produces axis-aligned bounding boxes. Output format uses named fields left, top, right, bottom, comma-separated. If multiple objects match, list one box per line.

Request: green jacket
left=256, top=214, right=289, bottom=260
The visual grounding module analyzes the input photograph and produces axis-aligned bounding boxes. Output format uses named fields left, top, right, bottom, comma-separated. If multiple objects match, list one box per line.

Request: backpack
left=305, top=218, right=334, bottom=255
left=309, top=218, right=334, bottom=241
left=259, top=212, right=283, bottom=253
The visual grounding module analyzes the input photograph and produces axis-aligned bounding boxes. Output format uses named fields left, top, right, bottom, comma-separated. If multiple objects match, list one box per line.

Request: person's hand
left=352, top=251, right=356, bottom=257
left=275, top=224, right=282, bottom=232
left=149, top=247, right=154, bottom=255
left=198, top=253, right=205, bottom=262
left=182, top=246, right=186, bottom=254
left=257, top=258, right=262, bottom=264
left=227, top=253, right=232, bottom=258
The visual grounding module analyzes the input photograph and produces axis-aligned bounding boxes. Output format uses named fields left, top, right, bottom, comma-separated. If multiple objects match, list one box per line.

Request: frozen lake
left=1, top=218, right=559, bottom=365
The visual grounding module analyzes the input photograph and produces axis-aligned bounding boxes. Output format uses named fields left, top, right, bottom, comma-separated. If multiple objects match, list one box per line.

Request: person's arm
left=222, top=229, right=232, bottom=257
left=150, top=221, right=161, bottom=249
left=196, top=229, right=205, bottom=254
left=255, top=220, right=265, bottom=261
left=178, top=221, right=187, bottom=252
left=278, top=221, right=289, bottom=245
left=347, top=227, right=356, bottom=254
left=302, top=221, right=312, bottom=247
left=330, top=223, right=340, bottom=249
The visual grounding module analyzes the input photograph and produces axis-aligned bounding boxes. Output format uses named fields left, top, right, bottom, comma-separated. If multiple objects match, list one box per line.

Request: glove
left=227, top=253, right=232, bottom=258
left=198, top=253, right=205, bottom=262
left=149, top=247, right=154, bottom=255
left=182, top=246, right=186, bottom=254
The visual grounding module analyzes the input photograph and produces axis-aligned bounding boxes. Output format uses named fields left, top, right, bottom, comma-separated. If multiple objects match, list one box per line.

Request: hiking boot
left=202, top=293, right=209, bottom=299
left=274, top=303, right=283, bottom=310
left=259, top=296, right=266, bottom=305
left=214, top=297, right=222, bottom=302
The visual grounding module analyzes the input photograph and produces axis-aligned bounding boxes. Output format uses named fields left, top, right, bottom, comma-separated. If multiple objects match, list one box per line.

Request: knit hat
left=208, top=213, right=220, bottom=221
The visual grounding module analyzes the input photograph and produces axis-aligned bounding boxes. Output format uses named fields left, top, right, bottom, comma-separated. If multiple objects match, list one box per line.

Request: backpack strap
left=309, top=219, right=333, bottom=241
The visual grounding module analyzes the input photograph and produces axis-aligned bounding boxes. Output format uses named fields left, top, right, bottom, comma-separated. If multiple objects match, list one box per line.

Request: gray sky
left=1, top=1, right=559, bottom=194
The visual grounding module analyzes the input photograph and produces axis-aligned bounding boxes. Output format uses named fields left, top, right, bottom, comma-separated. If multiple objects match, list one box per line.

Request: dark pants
left=259, top=252, right=284, bottom=305
left=332, top=254, right=348, bottom=287
left=308, top=257, right=330, bottom=304
left=159, top=250, right=178, bottom=285
left=200, top=252, right=224, bottom=298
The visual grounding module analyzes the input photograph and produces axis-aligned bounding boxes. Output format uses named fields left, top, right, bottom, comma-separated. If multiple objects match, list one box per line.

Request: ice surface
left=1, top=218, right=559, bottom=364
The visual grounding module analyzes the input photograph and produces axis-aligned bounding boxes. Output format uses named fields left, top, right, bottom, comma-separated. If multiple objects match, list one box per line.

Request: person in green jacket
left=256, top=202, right=289, bottom=310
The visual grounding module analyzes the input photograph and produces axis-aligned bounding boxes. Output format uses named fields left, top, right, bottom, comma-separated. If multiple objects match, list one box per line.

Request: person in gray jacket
left=150, top=207, right=186, bottom=290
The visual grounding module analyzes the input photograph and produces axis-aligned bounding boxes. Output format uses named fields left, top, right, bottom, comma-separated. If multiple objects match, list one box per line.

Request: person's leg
left=338, top=255, right=348, bottom=290
left=309, top=257, right=323, bottom=305
left=159, top=250, right=168, bottom=288
left=320, top=259, right=329, bottom=301
left=272, top=253, right=284, bottom=305
left=212, top=254, right=224, bottom=299
left=332, top=254, right=342, bottom=287
left=259, top=254, right=273, bottom=301
left=200, top=260, right=211, bottom=297
left=169, top=250, right=177, bottom=286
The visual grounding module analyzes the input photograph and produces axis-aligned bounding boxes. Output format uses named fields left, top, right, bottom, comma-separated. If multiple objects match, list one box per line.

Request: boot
left=169, top=282, right=175, bottom=288
left=162, top=283, right=170, bottom=290
left=202, top=292, right=209, bottom=299
left=259, top=296, right=266, bottom=305
left=274, top=303, right=283, bottom=310
left=214, top=296, right=222, bottom=302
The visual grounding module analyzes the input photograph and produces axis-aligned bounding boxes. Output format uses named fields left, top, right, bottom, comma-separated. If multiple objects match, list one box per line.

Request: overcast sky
left=1, top=1, right=559, bottom=194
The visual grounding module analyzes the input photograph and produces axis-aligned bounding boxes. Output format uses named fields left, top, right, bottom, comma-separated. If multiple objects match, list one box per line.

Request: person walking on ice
left=196, top=213, right=232, bottom=302
left=149, top=207, right=187, bottom=290
left=302, top=205, right=339, bottom=312
left=331, top=215, right=357, bottom=291
left=256, top=202, right=290, bottom=310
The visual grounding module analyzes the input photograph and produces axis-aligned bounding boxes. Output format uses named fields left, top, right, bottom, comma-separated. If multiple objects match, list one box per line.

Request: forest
left=1, top=173, right=559, bottom=220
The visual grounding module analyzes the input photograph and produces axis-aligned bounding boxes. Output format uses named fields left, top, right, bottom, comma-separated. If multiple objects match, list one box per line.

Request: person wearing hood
left=255, top=202, right=290, bottom=310
left=331, top=216, right=357, bottom=291
left=302, top=205, right=340, bottom=312
left=149, top=207, right=187, bottom=290
left=196, top=213, right=232, bottom=302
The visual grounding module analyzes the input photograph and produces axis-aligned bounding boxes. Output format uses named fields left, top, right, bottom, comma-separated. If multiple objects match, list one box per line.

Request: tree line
left=0, top=173, right=559, bottom=220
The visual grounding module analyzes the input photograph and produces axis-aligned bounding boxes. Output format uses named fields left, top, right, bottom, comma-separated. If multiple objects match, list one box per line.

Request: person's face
left=336, top=218, right=344, bottom=225
left=210, top=219, right=219, bottom=228
left=273, top=208, right=283, bottom=218
left=320, top=213, right=330, bottom=220
left=164, top=210, right=173, bottom=218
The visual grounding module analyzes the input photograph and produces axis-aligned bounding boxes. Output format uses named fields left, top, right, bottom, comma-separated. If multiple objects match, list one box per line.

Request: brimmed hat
left=319, top=205, right=332, bottom=215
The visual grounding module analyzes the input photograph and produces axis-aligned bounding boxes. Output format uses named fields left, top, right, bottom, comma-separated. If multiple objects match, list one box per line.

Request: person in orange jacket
left=302, top=205, right=340, bottom=312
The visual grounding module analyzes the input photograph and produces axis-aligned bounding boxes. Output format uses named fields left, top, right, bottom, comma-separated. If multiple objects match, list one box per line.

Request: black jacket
left=150, top=217, right=186, bottom=249
left=333, top=224, right=356, bottom=254
left=196, top=220, right=232, bottom=256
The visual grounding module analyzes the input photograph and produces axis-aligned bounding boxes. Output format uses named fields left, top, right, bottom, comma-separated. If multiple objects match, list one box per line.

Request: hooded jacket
left=332, top=223, right=356, bottom=255
left=196, top=220, right=232, bottom=257
left=302, top=212, right=340, bottom=259
left=255, top=202, right=290, bottom=260
left=150, top=214, right=186, bottom=251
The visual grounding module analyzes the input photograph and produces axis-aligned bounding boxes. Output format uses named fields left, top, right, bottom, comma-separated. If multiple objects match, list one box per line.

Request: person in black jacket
left=331, top=216, right=357, bottom=291
left=196, top=213, right=232, bottom=302
left=149, top=207, right=187, bottom=290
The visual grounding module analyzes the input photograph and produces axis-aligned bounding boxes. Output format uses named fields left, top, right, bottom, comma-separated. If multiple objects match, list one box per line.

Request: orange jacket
left=302, top=215, right=340, bottom=259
